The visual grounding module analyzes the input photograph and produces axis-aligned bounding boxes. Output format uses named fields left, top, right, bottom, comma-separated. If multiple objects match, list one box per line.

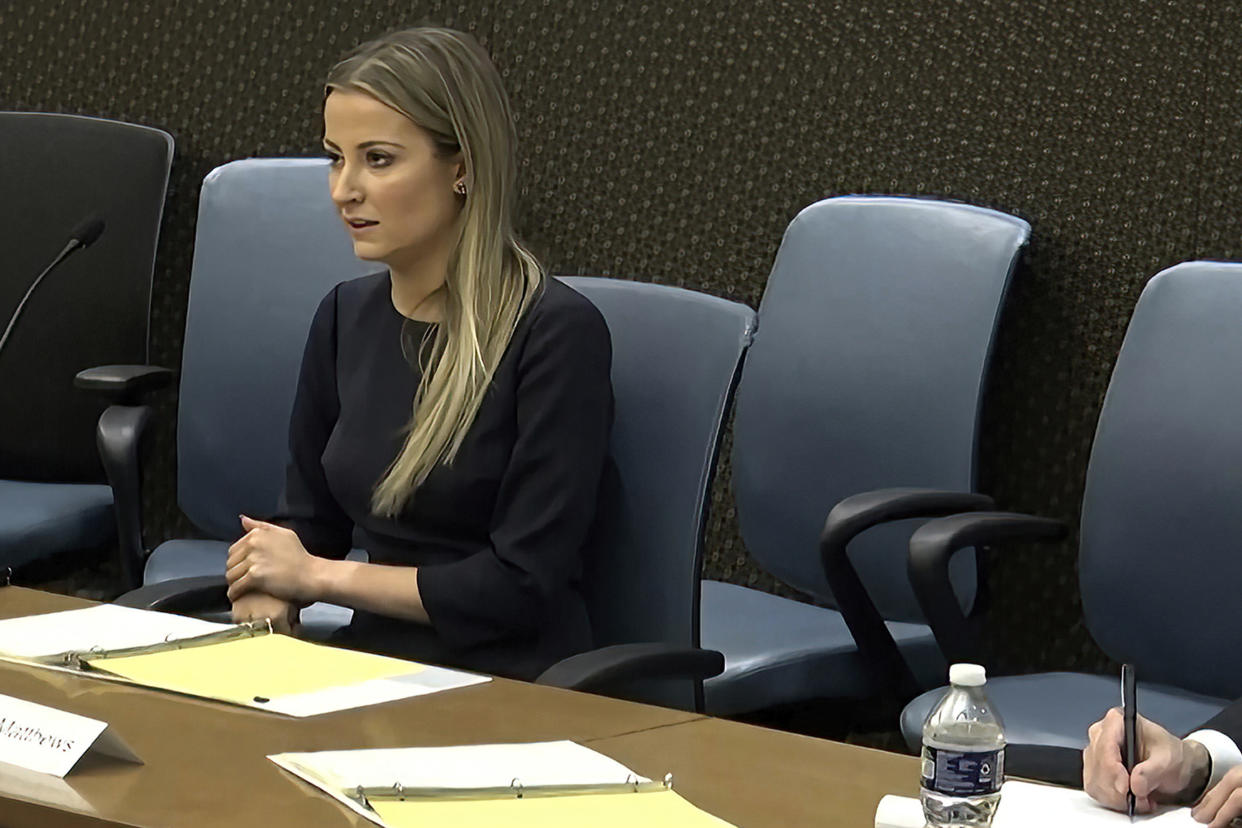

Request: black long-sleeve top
left=276, top=271, right=613, bottom=681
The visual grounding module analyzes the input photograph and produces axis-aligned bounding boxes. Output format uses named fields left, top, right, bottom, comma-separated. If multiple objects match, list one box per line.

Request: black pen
left=1122, top=663, right=1137, bottom=822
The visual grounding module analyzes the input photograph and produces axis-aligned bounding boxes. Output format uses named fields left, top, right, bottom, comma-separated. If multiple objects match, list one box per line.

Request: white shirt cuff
left=1187, top=729, right=1242, bottom=795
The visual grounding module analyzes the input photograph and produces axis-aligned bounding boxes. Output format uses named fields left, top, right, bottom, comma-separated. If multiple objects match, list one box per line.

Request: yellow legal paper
left=369, top=788, right=737, bottom=828
left=87, top=634, right=421, bottom=706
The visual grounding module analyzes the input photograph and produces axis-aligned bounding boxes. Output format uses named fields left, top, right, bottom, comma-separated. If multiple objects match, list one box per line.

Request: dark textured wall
left=5, top=0, right=1238, bottom=677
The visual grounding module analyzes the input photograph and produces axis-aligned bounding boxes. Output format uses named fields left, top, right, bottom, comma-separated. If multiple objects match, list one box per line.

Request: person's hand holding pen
left=1083, top=708, right=1224, bottom=821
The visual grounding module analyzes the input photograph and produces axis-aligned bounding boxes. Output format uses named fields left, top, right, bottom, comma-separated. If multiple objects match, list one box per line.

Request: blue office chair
left=537, top=277, right=755, bottom=710
left=900, top=261, right=1242, bottom=751
left=700, top=196, right=1030, bottom=716
left=0, top=112, right=172, bottom=580
left=106, top=158, right=374, bottom=629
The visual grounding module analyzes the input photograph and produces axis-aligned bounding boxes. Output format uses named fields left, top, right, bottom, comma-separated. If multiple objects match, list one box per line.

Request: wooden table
left=0, top=587, right=920, bottom=827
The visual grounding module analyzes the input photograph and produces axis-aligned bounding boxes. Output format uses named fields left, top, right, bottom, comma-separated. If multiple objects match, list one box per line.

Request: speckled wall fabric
left=4, top=0, right=1238, bottom=677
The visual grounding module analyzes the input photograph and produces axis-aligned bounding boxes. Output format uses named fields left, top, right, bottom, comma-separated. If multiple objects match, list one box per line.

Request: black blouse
left=276, top=271, right=613, bottom=680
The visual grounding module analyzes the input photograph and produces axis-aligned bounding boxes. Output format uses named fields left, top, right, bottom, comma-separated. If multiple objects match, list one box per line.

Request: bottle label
left=920, top=746, right=1004, bottom=796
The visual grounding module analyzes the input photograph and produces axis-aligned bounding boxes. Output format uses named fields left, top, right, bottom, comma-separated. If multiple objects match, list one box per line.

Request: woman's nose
left=330, top=163, right=363, bottom=204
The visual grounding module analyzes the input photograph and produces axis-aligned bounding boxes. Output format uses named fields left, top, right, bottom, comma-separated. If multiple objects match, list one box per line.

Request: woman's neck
left=388, top=250, right=449, bottom=322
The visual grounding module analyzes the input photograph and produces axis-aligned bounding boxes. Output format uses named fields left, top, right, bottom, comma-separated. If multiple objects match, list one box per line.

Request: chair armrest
left=908, top=511, right=1067, bottom=666
left=115, top=575, right=230, bottom=614
left=819, top=488, right=996, bottom=702
left=535, top=642, right=724, bottom=700
left=75, top=364, right=174, bottom=406
left=97, top=403, right=165, bottom=591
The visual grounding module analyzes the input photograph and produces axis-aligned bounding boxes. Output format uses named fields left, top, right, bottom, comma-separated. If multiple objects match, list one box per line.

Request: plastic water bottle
left=920, top=663, right=1005, bottom=828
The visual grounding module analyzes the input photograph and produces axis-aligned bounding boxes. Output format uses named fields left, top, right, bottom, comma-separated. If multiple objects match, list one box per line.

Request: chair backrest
left=562, top=276, right=755, bottom=710
left=0, top=112, right=172, bottom=482
left=732, top=196, right=1029, bottom=622
left=178, top=159, right=374, bottom=540
left=563, top=277, right=755, bottom=645
left=1080, top=262, right=1242, bottom=699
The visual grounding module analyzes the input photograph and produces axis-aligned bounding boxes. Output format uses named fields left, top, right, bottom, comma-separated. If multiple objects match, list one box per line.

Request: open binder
left=270, top=741, right=737, bottom=828
left=0, top=603, right=489, bottom=716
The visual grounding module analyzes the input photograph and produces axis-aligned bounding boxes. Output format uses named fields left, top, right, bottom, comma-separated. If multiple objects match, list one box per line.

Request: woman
left=223, top=27, right=614, bottom=682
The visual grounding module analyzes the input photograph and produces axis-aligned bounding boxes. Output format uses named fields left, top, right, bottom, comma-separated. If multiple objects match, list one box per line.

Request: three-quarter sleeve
left=416, top=294, right=613, bottom=647
left=273, top=285, right=354, bottom=559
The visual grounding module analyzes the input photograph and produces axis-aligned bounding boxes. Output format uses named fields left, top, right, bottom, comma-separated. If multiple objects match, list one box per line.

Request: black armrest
left=75, top=364, right=174, bottom=406
left=115, top=575, right=229, bottom=614
left=535, top=642, right=724, bottom=703
left=908, top=511, right=1068, bottom=666
left=97, top=404, right=160, bottom=591
left=819, top=488, right=996, bottom=703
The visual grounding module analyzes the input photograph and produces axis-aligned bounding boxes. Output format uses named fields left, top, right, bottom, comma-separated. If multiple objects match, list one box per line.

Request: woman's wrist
left=302, top=554, right=337, bottom=604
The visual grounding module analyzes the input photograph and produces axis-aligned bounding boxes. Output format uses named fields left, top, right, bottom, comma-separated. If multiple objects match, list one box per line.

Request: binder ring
left=625, top=773, right=639, bottom=792
left=663, top=772, right=674, bottom=789
left=510, top=778, right=524, bottom=798
left=2, top=566, right=11, bottom=586
left=393, top=782, right=405, bottom=801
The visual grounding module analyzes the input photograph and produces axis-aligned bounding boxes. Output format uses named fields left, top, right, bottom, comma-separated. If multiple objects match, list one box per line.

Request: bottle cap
left=949, top=663, right=986, bottom=686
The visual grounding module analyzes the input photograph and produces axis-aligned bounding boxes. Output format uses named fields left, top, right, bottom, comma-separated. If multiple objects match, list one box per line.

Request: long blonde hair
left=326, top=28, right=544, bottom=516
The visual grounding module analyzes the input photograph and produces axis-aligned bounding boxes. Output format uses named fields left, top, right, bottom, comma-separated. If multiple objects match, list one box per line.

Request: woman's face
left=323, top=89, right=463, bottom=270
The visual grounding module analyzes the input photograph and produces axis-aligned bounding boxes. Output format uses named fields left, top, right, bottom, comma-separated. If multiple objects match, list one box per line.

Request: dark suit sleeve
left=1196, top=700, right=1242, bottom=744
left=272, top=285, right=354, bottom=559
left=416, top=296, right=613, bottom=648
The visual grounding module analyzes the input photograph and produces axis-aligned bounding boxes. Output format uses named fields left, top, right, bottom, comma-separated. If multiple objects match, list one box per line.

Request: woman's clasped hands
left=226, top=515, right=322, bottom=634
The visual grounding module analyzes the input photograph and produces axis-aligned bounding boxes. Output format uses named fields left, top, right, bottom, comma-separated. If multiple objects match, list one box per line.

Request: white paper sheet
left=273, top=740, right=649, bottom=792
left=0, top=604, right=230, bottom=659
left=995, top=780, right=1198, bottom=826
left=271, top=740, right=651, bottom=824
left=876, top=781, right=1199, bottom=828
left=264, top=665, right=491, bottom=718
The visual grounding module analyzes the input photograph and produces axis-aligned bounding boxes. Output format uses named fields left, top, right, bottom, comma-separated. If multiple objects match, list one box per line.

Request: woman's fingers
left=226, top=569, right=257, bottom=601
left=224, top=555, right=250, bottom=586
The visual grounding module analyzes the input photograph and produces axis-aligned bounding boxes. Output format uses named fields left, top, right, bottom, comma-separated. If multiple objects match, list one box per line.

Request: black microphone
left=0, top=215, right=107, bottom=358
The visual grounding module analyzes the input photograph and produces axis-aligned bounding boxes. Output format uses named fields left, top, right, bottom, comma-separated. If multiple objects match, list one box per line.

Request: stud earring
left=454, top=181, right=467, bottom=195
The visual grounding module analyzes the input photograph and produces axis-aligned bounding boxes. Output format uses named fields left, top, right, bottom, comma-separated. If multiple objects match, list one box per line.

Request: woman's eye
left=366, top=151, right=393, bottom=167
left=325, top=152, right=342, bottom=166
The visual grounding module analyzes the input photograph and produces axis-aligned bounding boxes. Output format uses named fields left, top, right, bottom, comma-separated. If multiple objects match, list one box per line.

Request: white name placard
left=0, top=693, right=140, bottom=777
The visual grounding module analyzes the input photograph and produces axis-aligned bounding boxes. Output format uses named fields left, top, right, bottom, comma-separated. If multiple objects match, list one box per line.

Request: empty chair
left=700, top=196, right=1030, bottom=716
left=0, top=112, right=172, bottom=579
left=537, top=276, right=754, bottom=710
left=901, top=261, right=1242, bottom=751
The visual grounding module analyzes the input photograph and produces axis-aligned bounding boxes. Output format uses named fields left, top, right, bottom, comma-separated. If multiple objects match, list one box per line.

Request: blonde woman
left=222, top=28, right=614, bottom=681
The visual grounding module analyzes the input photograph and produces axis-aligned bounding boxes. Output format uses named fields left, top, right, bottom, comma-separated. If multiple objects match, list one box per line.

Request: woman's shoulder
left=307, top=271, right=390, bottom=327
left=331, top=270, right=391, bottom=308
left=525, top=277, right=610, bottom=340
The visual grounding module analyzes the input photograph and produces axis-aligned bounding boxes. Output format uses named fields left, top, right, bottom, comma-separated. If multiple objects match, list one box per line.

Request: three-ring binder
left=35, top=617, right=273, bottom=670
left=350, top=772, right=676, bottom=810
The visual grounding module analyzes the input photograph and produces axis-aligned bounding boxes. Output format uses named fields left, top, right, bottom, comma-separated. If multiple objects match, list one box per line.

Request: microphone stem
left=0, top=239, right=80, bottom=359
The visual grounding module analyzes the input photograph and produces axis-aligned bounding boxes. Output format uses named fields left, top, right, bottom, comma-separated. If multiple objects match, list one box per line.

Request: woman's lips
left=345, top=218, right=379, bottom=233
